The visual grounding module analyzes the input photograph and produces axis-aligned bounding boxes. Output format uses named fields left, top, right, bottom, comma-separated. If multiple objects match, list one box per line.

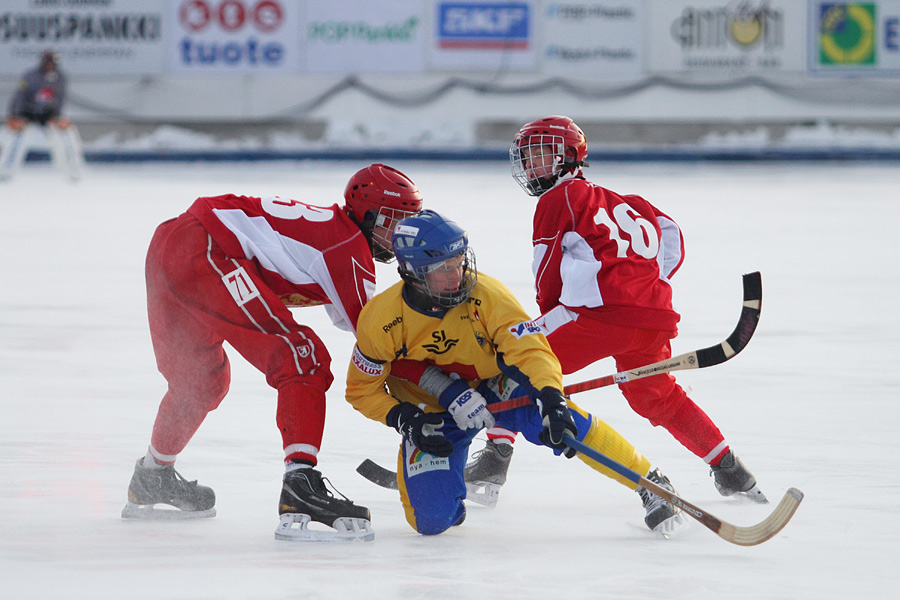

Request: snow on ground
left=1, top=160, right=898, bottom=599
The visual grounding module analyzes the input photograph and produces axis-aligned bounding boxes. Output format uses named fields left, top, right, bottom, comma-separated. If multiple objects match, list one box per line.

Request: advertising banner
left=429, top=0, right=536, bottom=70
left=304, top=1, right=425, bottom=73
left=810, top=1, right=900, bottom=74
left=539, top=1, right=643, bottom=75
left=167, top=0, right=300, bottom=73
left=0, top=0, right=166, bottom=77
left=647, top=0, right=806, bottom=73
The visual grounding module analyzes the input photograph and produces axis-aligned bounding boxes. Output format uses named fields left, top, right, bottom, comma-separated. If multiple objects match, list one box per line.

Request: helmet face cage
left=510, top=133, right=567, bottom=196
left=370, top=206, right=420, bottom=263
left=510, top=116, right=588, bottom=196
left=406, top=247, right=477, bottom=308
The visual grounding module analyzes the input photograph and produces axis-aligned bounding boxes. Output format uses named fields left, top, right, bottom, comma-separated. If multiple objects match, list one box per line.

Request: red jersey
left=188, top=194, right=376, bottom=332
left=532, top=177, right=685, bottom=331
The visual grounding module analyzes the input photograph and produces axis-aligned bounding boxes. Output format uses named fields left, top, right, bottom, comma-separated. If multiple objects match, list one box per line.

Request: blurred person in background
left=1, top=50, right=84, bottom=181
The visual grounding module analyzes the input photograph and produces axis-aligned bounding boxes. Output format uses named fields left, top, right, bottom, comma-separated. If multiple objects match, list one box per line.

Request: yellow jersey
left=346, top=273, right=564, bottom=425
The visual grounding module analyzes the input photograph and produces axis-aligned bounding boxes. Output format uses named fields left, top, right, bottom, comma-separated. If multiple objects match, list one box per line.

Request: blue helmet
left=392, top=210, right=477, bottom=308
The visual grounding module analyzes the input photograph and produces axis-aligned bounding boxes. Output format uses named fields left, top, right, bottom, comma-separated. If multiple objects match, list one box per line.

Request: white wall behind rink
left=2, top=0, right=900, bottom=146
left=31, top=72, right=900, bottom=123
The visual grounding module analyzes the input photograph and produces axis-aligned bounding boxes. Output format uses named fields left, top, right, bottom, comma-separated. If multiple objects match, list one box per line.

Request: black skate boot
left=464, top=439, right=514, bottom=507
left=711, top=451, right=768, bottom=503
left=636, top=468, right=686, bottom=538
left=121, top=458, right=216, bottom=519
left=275, top=468, right=374, bottom=542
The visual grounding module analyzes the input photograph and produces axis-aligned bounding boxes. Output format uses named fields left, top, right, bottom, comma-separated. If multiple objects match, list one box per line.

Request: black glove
left=387, top=403, right=454, bottom=458
left=536, top=387, right=577, bottom=458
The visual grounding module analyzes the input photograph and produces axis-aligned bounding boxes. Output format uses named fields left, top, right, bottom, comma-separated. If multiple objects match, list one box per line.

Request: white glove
left=440, top=380, right=495, bottom=431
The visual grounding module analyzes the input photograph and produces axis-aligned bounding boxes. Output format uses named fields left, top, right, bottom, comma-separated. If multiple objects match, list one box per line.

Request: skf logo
left=819, top=3, right=876, bottom=65
left=438, top=2, right=530, bottom=49
left=422, top=330, right=459, bottom=354
left=509, top=320, right=544, bottom=338
left=352, top=346, right=384, bottom=376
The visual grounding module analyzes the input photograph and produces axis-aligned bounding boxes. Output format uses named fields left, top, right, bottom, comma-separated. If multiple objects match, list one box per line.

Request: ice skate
left=636, top=468, right=687, bottom=538
left=464, top=439, right=514, bottom=507
left=121, top=458, right=216, bottom=520
left=711, top=451, right=768, bottom=503
left=275, top=468, right=374, bottom=542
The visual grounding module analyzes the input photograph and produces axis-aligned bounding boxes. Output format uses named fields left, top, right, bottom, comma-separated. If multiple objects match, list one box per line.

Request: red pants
left=145, top=213, right=333, bottom=466
left=536, top=306, right=728, bottom=464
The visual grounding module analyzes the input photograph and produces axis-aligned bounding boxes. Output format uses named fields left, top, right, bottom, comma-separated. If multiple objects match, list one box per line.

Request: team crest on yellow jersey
left=422, top=330, right=459, bottom=354
left=473, top=331, right=488, bottom=348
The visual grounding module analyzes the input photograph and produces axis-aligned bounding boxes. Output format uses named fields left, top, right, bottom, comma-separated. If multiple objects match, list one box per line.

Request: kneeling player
left=345, top=210, right=686, bottom=537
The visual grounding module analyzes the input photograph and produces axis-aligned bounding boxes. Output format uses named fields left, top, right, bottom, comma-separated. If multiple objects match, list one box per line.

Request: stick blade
left=356, top=459, right=399, bottom=490
left=696, top=271, right=763, bottom=367
left=719, top=487, right=804, bottom=547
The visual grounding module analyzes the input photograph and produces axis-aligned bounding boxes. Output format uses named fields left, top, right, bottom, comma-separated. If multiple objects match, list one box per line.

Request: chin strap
left=401, top=284, right=448, bottom=317
left=371, top=244, right=393, bottom=263
left=555, top=168, right=583, bottom=185
left=349, top=209, right=394, bottom=263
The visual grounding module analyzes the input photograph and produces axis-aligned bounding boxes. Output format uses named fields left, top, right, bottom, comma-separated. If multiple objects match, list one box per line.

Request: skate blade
left=739, top=483, right=769, bottom=504
left=275, top=513, right=374, bottom=542
left=465, top=481, right=500, bottom=508
left=121, top=501, right=216, bottom=520
left=652, top=511, right=688, bottom=539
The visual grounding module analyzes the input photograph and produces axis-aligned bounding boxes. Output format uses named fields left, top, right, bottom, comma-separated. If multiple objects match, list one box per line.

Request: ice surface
left=1, top=160, right=898, bottom=599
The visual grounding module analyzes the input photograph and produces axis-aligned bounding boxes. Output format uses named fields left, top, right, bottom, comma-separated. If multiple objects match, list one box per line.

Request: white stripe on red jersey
left=532, top=178, right=685, bottom=331
left=188, top=194, right=376, bottom=332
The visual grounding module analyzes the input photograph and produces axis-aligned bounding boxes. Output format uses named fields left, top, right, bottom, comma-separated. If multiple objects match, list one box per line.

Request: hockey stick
left=486, top=270, right=762, bottom=414
left=356, top=271, right=761, bottom=491
left=356, top=437, right=804, bottom=545
left=563, top=435, right=803, bottom=546
left=356, top=458, right=399, bottom=490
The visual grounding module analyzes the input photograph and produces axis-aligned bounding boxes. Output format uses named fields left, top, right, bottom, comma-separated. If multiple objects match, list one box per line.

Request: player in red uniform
left=467, top=116, right=766, bottom=505
left=121, top=164, right=423, bottom=541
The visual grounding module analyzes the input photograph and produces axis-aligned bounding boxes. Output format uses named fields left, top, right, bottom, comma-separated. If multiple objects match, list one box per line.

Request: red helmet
left=510, top=116, right=588, bottom=196
left=344, top=163, right=423, bottom=263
